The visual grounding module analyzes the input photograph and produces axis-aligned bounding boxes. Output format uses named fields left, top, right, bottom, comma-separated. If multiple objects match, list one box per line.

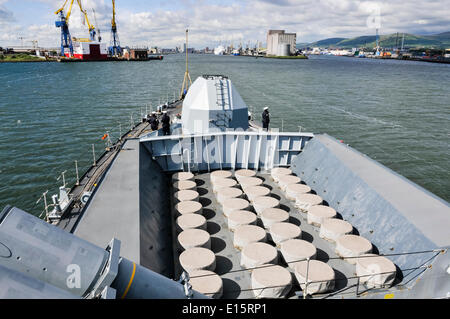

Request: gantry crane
left=54, top=0, right=98, bottom=56
left=55, top=0, right=74, bottom=56
left=109, top=0, right=122, bottom=56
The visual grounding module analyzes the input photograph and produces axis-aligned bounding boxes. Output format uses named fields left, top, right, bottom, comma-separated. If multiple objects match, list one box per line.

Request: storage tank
left=278, top=43, right=291, bottom=56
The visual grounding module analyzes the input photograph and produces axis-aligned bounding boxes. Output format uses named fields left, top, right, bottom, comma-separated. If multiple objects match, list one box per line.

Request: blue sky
left=1, top=0, right=449, bottom=48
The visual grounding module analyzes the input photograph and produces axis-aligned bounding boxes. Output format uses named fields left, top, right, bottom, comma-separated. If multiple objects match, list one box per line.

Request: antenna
left=180, top=29, right=192, bottom=99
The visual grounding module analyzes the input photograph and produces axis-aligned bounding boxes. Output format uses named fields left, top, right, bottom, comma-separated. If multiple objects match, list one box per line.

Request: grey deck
left=57, top=99, right=183, bottom=233
left=291, top=134, right=450, bottom=290
left=315, top=134, right=450, bottom=247
left=171, top=171, right=359, bottom=299
left=67, top=127, right=450, bottom=298
left=74, top=139, right=141, bottom=264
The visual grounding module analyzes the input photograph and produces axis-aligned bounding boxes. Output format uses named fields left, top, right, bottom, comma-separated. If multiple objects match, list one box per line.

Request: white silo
left=278, top=43, right=291, bottom=56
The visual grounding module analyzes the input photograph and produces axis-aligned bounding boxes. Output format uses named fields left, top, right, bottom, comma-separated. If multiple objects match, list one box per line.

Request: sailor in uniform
left=262, top=106, right=270, bottom=131
left=149, top=111, right=159, bottom=131
left=161, top=111, right=171, bottom=135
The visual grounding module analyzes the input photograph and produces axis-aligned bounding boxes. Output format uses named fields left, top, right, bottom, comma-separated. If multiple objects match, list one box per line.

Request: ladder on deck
left=213, top=78, right=232, bottom=129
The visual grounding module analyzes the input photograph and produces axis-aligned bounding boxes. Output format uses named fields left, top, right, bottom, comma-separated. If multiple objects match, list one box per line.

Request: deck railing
left=140, top=130, right=314, bottom=172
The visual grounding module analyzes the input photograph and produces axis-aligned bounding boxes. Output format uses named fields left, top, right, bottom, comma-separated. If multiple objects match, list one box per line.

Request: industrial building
left=122, top=48, right=148, bottom=60
left=266, top=30, right=297, bottom=56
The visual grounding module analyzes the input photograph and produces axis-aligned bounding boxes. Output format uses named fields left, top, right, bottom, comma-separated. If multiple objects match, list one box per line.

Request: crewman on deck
left=149, top=112, right=159, bottom=131
left=161, top=111, right=171, bottom=135
left=262, top=106, right=270, bottom=131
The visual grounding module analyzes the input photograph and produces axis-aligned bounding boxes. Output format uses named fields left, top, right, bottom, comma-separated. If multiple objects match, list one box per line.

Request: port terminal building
left=266, top=30, right=297, bottom=56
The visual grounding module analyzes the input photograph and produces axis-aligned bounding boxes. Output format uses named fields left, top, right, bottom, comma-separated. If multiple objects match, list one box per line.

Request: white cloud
left=1, top=0, right=449, bottom=48
left=0, top=0, right=14, bottom=23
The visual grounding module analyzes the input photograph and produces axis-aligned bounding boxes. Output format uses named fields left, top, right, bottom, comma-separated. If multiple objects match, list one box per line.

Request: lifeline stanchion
left=355, top=276, right=360, bottom=297
left=36, top=190, right=49, bottom=221
left=92, top=144, right=96, bottom=166
left=303, top=257, right=310, bottom=299
left=75, top=160, right=79, bottom=186
left=57, top=170, right=67, bottom=188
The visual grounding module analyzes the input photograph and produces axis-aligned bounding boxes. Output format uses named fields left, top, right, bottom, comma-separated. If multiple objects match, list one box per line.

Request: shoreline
left=0, top=60, right=58, bottom=63
left=265, top=55, right=308, bottom=59
left=310, top=53, right=450, bottom=64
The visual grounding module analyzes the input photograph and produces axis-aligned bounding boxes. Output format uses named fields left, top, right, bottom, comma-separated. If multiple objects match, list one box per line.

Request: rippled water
left=0, top=54, right=449, bottom=216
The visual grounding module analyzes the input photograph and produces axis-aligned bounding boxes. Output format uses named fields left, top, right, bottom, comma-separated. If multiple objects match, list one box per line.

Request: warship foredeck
left=169, top=170, right=358, bottom=298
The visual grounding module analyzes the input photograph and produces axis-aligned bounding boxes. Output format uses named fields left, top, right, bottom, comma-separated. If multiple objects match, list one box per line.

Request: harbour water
left=0, top=54, right=449, bottom=216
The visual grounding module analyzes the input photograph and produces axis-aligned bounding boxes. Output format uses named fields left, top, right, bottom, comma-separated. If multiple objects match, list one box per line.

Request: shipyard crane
left=92, top=8, right=101, bottom=42
left=55, top=0, right=74, bottom=56
left=76, top=0, right=97, bottom=41
left=109, top=0, right=122, bottom=56
left=54, top=0, right=98, bottom=57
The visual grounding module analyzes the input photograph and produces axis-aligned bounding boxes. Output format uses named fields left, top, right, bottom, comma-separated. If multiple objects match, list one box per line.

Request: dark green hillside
left=303, top=31, right=450, bottom=49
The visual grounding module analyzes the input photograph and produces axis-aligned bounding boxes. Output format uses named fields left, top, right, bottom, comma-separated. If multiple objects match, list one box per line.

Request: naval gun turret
left=181, top=75, right=249, bottom=134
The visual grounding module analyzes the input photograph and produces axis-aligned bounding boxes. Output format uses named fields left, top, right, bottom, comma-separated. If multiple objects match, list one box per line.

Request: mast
left=180, top=29, right=192, bottom=99
left=395, top=32, right=399, bottom=51
left=401, top=33, right=405, bottom=51
left=375, top=28, right=379, bottom=55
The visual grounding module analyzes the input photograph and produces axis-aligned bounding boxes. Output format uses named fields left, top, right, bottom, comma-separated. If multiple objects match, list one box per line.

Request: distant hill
left=427, top=31, right=450, bottom=42
left=301, top=32, right=450, bottom=49
left=295, top=42, right=310, bottom=48
left=311, top=37, right=347, bottom=47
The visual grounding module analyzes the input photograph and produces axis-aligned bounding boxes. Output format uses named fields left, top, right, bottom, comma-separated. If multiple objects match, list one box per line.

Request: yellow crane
left=109, top=0, right=122, bottom=56
left=54, top=0, right=97, bottom=42
left=111, top=0, right=117, bottom=30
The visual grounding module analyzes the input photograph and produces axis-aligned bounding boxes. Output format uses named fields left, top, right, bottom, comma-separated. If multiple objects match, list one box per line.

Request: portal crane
left=54, top=0, right=98, bottom=57
left=109, top=0, right=122, bottom=56
left=55, top=0, right=74, bottom=56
